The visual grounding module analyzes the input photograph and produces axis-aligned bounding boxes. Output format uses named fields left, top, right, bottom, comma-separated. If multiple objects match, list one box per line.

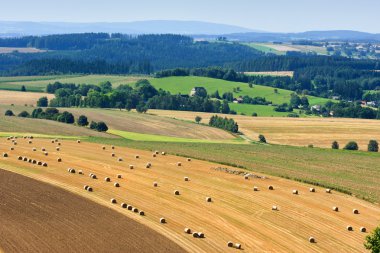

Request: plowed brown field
left=0, top=138, right=379, bottom=252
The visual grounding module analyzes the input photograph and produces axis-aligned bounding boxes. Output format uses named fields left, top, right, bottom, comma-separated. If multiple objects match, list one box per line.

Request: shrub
left=252, top=112, right=258, bottom=117
left=37, top=97, right=48, bottom=107
left=332, top=141, right=339, bottom=149
left=368, top=140, right=379, bottom=152
left=21, top=85, right=26, bottom=92
left=344, top=141, right=359, bottom=151
left=89, top=121, right=97, bottom=129
left=18, top=111, right=30, bottom=118
left=364, top=226, right=380, bottom=253
left=4, top=110, right=14, bottom=116
left=229, top=110, right=237, bottom=115
left=77, top=115, right=89, bottom=126
left=258, top=134, right=266, bottom=143
left=308, top=144, right=314, bottom=148
left=195, top=116, right=202, bottom=124
left=57, top=111, right=74, bottom=124
left=96, top=121, right=108, bottom=132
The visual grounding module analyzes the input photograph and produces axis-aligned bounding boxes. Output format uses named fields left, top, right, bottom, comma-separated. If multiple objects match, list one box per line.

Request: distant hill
left=0, top=20, right=257, bottom=36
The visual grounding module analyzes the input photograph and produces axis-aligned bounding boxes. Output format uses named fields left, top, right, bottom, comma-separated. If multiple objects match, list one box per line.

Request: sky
left=1, top=0, right=380, bottom=33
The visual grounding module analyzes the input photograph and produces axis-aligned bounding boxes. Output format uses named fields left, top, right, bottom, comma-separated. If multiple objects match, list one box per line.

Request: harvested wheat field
left=0, top=90, right=54, bottom=106
left=0, top=169, right=184, bottom=253
left=0, top=138, right=379, bottom=252
left=150, top=110, right=380, bottom=150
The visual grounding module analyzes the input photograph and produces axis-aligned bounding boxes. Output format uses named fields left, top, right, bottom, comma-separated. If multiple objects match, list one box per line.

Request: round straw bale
left=28, top=158, right=32, bottom=163
left=177, top=162, right=182, bottom=166
left=161, top=152, right=166, bottom=155
left=184, top=228, right=191, bottom=234
left=310, top=187, right=315, bottom=192
left=77, top=140, right=81, bottom=143
left=272, top=205, right=278, bottom=211
left=118, top=157, right=123, bottom=162
left=10, top=147, right=14, bottom=151
left=129, top=165, right=134, bottom=169
left=160, top=218, right=166, bottom=224
left=152, top=153, right=156, bottom=157
left=184, top=177, right=189, bottom=181
left=155, top=151, right=159, bottom=154
left=139, top=211, right=145, bottom=216
left=57, top=142, right=61, bottom=146
left=56, top=147, right=60, bottom=151
left=347, top=225, right=353, bottom=231
left=206, top=197, right=212, bottom=202
left=78, top=170, right=83, bottom=175
left=133, top=208, right=138, bottom=213
left=102, top=146, right=106, bottom=150
left=44, top=152, right=48, bottom=156
left=153, top=182, right=158, bottom=187
left=114, top=182, right=120, bottom=187
left=23, top=157, right=28, bottom=161
left=41, top=148, right=46, bottom=151
left=17, top=156, right=22, bottom=160
left=135, top=155, right=139, bottom=159
left=32, top=160, right=37, bottom=164
left=244, top=175, right=249, bottom=180
left=28, top=140, right=32, bottom=144
left=192, top=232, right=198, bottom=238
left=91, top=174, right=97, bottom=179
left=111, top=198, right=117, bottom=204
left=32, top=148, right=36, bottom=151
left=111, top=145, right=115, bottom=150
left=84, top=185, right=89, bottom=190
left=43, top=162, right=48, bottom=167
left=174, top=190, right=180, bottom=195
left=360, top=227, right=366, bottom=232
left=117, top=174, right=122, bottom=178
left=37, top=161, right=42, bottom=165
left=55, top=139, right=58, bottom=142
left=187, top=158, right=191, bottom=162
left=13, top=142, right=17, bottom=145
left=121, top=203, right=127, bottom=208
left=326, top=188, right=331, bottom=193
left=57, top=158, right=62, bottom=162
left=268, top=185, right=274, bottom=190
left=105, top=177, right=111, bottom=182
left=111, top=153, right=115, bottom=157
left=309, top=237, right=315, bottom=243
left=253, top=186, right=259, bottom=191
left=69, top=168, right=75, bottom=173
left=197, top=232, right=204, bottom=238
left=127, top=205, right=133, bottom=210
left=227, top=241, right=234, bottom=247
left=292, top=189, right=298, bottom=195
left=68, top=168, right=72, bottom=172
left=235, top=243, right=241, bottom=249
left=353, top=209, right=359, bottom=214
left=87, top=187, right=93, bottom=192
left=332, top=206, right=339, bottom=212
left=51, top=140, right=55, bottom=143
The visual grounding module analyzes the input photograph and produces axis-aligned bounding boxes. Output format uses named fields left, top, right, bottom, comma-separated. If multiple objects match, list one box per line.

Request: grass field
left=1, top=138, right=379, bottom=252
left=0, top=75, right=145, bottom=92
left=247, top=43, right=328, bottom=55
left=149, top=110, right=380, bottom=150
left=228, top=103, right=301, bottom=117
left=149, top=76, right=329, bottom=106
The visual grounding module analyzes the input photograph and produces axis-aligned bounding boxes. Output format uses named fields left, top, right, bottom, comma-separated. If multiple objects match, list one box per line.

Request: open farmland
left=247, top=43, right=328, bottom=55
left=0, top=169, right=184, bottom=253
left=0, top=47, right=47, bottom=54
left=0, top=90, right=54, bottom=106
left=0, top=75, right=145, bottom=92
left=1, top=138, right=379, bottom=252
left=244, top=71, right=294, bottom=77
left=149, top=110, right=380, bottom=150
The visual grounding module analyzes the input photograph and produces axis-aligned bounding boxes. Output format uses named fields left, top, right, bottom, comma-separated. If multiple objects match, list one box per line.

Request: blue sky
left=2, top=0, right=380, bottom=33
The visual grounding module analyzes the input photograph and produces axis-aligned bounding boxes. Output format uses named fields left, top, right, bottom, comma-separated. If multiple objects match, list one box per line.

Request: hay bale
left=206, top=197, right=212, bottom=202
left=309, top=237, right=315, bottom=243
left=155, top=151, right=159, bottom=155
left=326, top=189, right=331, bottom=193
left=32, top=160, right=37, bottom=164
left=129, top=165, right=134, bottom=169
left=118, top=157, right=123, bottom=162
left=111, top=153, right=115, bottom=157
left=192, top=232, right=198, bottom=238
left=37, top=161, right=42, bottom=166
left=235, top=243, right=241, bottom=249
left=310, top=187, right=315, bottom=192
left=117, top=174, right=122, bottom=179
left=111, top=198, right=117, bottom=204
left=43, top=162, right=48, bottom=166
left=102, top=146, right=106, bottom=150
left=44, top=152, right=48, bottom=156
left=184, top=228, right=191, bottom=234
left=69, top=168, right=75, bottom=173
left=105, top=177, right=111, bottom=182
left=56, top=147, right=60, bottom=151
left=114, top=182, right=120, bottom=187
left=244, top=175, right=249, bottom=180
left=184, top=177, right=189, bottom=181
left=91, top=174, right=97, bottom=179
left=111, top=145, right=115, bottom=150
left=133, top=208, right=139, bottom=213
left=292, top=189, right=298, bottom=195
left=160, top=218, right=166, bottom=224
left=13, top=142, right=17, bottom=145
left=121, top=203, right=127, bottom=208
left=57, top=142, right=61, bottom=146
left=347, top=225, right=353, bottom=231
left=174, top=190, right=180, bottom=195
left=87, top=186, right=93, bottom=192
left=22, top=157, right=28, bottom=161
left=57, top=158, right=62, bottom=162
left=55, top=139, right=58, bottom=142
left=268, top=185, right=274, bottom=190
left=177, top=162, right=182, bottom=166
left=84, top=185, right=89, bottom=190
left=32, top=148, right=37, bottom=151
left=332, top=206, right=339, bottom=212
left=152, top=153, right=156, bottom=157
left=77, top=140, right=81, bottom=143
left=227, top=241, right=234, bottom=247
left=27, top=158, right=32, bottom=163
left=146, top=162, right=151, bottom=168
left=353, top=209, right=359, bottom=214
left=187, top=158, right=191, bottom=162
left=135, top=155, right=139, bottom=159
left=41, top=148, right=46, bottom=151
left=78, top=170, right=83, bottom=175
left=153, top=182, right=158, bottom=187
left=3, top=152, right=10, bottom=157
left=139, top=211, right=145, bottom=216
left=28, top=140, right=32, bottom=144
left=127, top=205, right=133, bottom=210
left=10, top=147, right=14, bottom=151
left=253, top=186, right=259, bottom=191
left=272, top=205, right=278, bottom=211
left=360, top=227, right=366, bottom=233
left=51, top=140, right=55, bottom=143
left=197, top=232, right=204, bottom=238
left=161, top=152, right=166, bottom=155
left=17, top=156, right=22, bottom=160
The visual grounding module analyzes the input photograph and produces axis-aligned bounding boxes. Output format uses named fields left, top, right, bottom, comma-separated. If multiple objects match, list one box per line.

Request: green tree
left=99, top=81, right=112, bottom=93
left=4, top=110, right=14, bottom=116
left=21, top=85, right=26, bottom=92
left=77, top=115, right=89, bottom=126
left=18, top=111, right=30, bottom=117
left=365, top=226, right=380, bottom=253
left=221, top=100, right=230, bottom=114
left=344, top=141, right=359, bottom=151
left=368, top=140, right=379, bottom=152
left=195, top=116, right=202, bottom=124
left=37, top=97, right=48, bottom=107
left=252, top=112, right=258, bottom=117
left=89, top=121, right=98, bottom=129
left=258, top=134, right=267, bottom=143
left=57, top=111, right=75, bottom=124
left=332, top=141, right=339, bottom=149
left=96, top=122, right=108, bottom=132
left=136, top=102, right=148, bottom=113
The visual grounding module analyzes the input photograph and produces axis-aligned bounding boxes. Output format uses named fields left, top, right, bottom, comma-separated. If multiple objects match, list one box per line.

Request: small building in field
left=233, top=97, right=243, bottom=104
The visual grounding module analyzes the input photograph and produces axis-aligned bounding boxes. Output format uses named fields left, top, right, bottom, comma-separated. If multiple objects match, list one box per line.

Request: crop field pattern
left=0, top=138, right=379, bottom=252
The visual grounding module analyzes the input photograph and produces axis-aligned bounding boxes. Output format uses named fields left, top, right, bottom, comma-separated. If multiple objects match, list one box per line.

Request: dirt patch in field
left=0, top=169, right=185, bottom=253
